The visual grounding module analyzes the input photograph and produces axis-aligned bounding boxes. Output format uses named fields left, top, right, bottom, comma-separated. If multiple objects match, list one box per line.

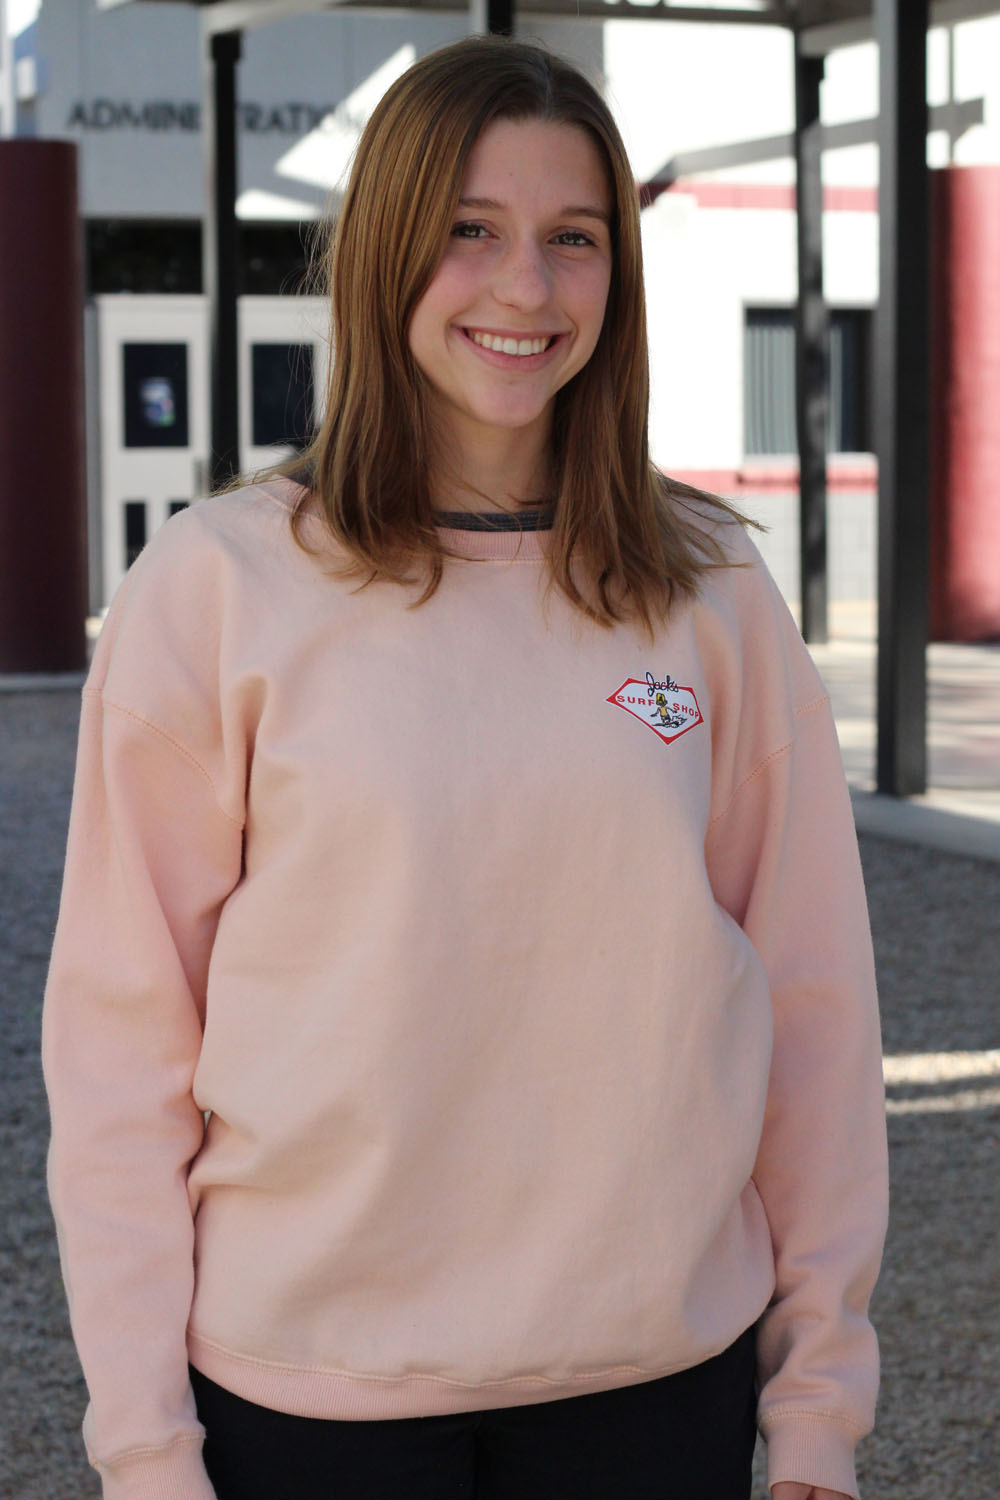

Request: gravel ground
left=2, top=690, right=998, bottom=1500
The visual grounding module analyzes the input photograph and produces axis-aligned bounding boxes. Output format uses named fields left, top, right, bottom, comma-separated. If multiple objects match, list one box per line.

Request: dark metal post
left=874, top=0, right=930, bottom=795
left=470, top=0, right=514, bottom=34
left=489, top=0, right=513, bottom=32
left=794, top=39, right=829, bottom=644
left=204, top=29, right=242, bottom=492
left=487, top=0, right=514, bottom=32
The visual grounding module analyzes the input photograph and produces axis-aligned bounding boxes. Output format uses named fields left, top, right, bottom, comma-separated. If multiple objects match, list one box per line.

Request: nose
left=493, top=237, right=552, bottom=311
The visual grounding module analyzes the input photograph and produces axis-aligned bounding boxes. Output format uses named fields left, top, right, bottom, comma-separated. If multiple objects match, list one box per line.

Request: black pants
left=189, top=1324, right=758, bottom=1500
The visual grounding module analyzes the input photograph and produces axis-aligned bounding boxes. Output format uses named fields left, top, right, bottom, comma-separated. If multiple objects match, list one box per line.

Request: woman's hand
left=771, top=1486, right=854, bottom=1500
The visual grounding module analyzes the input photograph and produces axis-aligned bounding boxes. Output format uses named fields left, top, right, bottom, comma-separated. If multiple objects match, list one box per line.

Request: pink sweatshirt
left=43, top=476, right=888, bottom=1500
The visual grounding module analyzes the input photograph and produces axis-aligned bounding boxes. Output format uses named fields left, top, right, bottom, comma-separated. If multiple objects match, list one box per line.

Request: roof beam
left=98, top=0, right=1000, bottom=36
left=199, top=0, right=340, bottom=33
left=799, top=0, right=1000, bottom=53
left=105, top=0, right=793, bottom=27
left=336, top=0, right=789, bottom=17
left=642, top=97, right=982, bottom=188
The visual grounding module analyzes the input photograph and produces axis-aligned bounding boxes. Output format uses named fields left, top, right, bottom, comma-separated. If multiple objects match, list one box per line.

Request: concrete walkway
left=794, top=601, right=1000, bottom=863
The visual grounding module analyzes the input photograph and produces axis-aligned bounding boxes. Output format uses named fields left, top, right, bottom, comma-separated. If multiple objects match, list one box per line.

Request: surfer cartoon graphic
left=652, top=691, right=687, bottom=732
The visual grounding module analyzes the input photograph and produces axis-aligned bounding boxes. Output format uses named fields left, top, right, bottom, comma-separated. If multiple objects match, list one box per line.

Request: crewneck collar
left=432, top=509, right=554, bottom=533
left=432, top=507, right=552, bottom=561
left=433, top=522, right=548, bottom=562
left=264, top=477, right=548, bottom=562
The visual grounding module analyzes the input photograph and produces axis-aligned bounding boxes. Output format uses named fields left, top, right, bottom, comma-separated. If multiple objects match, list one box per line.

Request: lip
left=457, top=326, right=567, bottom=369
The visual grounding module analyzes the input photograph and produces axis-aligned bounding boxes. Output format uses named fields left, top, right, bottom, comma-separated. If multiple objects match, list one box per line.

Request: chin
left=467, top=402, right=552, bottom=431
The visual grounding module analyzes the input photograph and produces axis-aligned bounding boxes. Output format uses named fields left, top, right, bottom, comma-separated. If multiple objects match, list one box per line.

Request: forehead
left=461, top=118, right=611, bottom=208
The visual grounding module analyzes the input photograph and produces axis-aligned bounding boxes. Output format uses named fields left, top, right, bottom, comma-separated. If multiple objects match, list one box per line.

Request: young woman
left=43, top=36, right=888, bottom=1500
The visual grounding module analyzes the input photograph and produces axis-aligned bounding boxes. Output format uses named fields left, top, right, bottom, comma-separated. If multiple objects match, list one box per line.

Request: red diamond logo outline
left=606, top=678, right=704, bottom=746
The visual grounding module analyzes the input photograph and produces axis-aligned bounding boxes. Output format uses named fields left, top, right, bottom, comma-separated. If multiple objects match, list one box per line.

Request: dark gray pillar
left=874, top=0, right=930, bottom=795
left=794, top=40, right=829, bottom=645
left=204, top=29, right=242, bottom=493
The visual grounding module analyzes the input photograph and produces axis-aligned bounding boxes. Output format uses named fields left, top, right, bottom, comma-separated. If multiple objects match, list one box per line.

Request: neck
left=427, top=415, right=553, bottom=515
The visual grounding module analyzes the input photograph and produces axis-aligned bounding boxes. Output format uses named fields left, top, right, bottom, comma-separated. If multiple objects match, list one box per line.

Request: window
left=744, top=307, right=873, bottom=455
left=251, top=343, right=315, bottom=449
left=88, top=222, right=202, bottom=295
left=86, top=221, right=314, bottom=295
left=122, top=343, right=190, bottom=448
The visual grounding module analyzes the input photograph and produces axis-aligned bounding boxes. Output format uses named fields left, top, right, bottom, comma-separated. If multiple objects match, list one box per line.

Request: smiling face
left=407, top=117, right=614, bottom=478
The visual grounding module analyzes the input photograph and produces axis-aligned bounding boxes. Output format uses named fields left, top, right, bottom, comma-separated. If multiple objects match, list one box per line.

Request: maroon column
left=0, top=141, right=88, bottom=672
left=929, top=165, right=1000, bottom=642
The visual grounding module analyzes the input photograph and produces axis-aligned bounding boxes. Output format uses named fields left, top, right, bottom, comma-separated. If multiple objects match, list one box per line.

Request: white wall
left=641, top=196, right=877, bottom=473
left=604, top=20, right=795, bottom=185
left=36, top=4, right=464, bottom=217
left=32, top=2, right=602, bottom=220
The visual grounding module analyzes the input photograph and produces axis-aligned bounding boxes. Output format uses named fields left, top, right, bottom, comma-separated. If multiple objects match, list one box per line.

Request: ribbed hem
left=187, top=1331, right=735, bottom=1421
left=762, top=1412, right=861, bottom=1499
left=97, top=1435, right=216, bottom=1500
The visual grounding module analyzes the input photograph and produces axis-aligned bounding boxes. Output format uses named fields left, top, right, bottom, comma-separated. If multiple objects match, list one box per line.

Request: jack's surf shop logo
left=606, top=672, right=704, bottom=746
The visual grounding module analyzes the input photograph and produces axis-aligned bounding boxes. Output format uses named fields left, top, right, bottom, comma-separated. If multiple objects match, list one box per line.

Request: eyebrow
left=457, top=195, right=610, bottom=225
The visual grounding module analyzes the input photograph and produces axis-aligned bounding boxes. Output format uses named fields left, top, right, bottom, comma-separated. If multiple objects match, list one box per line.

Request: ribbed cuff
left=97, top=1435, right=217, bottom=1500
left=762, top=1412, right=861, bottom=1499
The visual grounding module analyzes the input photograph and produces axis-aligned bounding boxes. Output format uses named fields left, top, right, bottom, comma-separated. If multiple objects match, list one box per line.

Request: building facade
left=8, top=0, right=1000, bottom=608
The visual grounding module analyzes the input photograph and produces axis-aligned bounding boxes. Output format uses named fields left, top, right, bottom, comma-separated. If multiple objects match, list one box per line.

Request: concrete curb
left=851, top=788, right=1000, bottom=864
left=0, top=673, right=86, bottom=693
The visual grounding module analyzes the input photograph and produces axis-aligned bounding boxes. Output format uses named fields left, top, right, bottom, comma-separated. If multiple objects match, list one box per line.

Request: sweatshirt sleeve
left=703, top=567, right=888, bottom=1499
left=42, top=538, right=246, bottom=1500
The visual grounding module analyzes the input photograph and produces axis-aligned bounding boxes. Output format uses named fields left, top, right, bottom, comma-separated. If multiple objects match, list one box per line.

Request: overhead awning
left=98, top=0, right=1000, bottom=46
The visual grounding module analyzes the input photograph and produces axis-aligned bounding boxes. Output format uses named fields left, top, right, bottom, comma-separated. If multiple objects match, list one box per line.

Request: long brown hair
left=277, top=35, right=747, bottom=633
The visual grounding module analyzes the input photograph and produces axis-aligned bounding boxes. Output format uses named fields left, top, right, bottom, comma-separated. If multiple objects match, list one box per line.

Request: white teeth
left=469, top=331, right=551, bottom=357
